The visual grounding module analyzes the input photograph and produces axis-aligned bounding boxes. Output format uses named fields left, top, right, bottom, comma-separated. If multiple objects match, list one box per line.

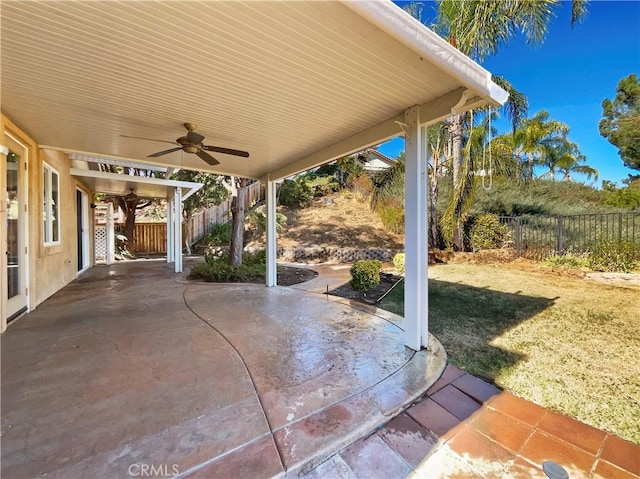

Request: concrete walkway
left=1, top=259, right=445, bottom=478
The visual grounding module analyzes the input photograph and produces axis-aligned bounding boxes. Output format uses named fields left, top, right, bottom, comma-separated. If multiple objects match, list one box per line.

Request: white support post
left=173, top=188, right=183, bottom=273
left=420, top=125, right=430, bottom=348
left=265, top=176, right=278, bottom=287
left=106, top=202, right=115, bottom=265
left=167, top=197, right=174, bottom=263
left=404, top=106, right=429, bottom=351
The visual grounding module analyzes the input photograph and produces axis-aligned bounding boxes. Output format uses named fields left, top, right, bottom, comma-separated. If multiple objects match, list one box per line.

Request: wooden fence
left=123, top=181, right=264, bottom=254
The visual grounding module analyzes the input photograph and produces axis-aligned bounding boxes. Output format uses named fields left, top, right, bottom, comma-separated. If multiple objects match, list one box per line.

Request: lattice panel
left=95, top=225, right=107, bottom=261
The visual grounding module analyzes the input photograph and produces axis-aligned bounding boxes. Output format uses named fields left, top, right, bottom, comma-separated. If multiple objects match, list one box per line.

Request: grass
left=378, top=264, right=640, bottom=445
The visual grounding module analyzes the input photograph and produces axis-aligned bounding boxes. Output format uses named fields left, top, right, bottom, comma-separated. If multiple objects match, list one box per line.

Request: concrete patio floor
left=1, top=259, right=446, bottom=478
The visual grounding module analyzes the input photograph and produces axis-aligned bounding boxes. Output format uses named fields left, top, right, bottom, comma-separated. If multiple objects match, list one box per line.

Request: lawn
left=378, top=263, right=640, bottom=445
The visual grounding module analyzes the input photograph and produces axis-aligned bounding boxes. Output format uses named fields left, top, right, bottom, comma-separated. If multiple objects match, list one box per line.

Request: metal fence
left=499, top=212, right=640, bottom=260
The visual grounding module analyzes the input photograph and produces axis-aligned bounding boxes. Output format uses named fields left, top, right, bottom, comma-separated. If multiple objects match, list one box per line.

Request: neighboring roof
left=360, top=149, right=397, bottom=167
left=1, top=0, right=507, bottom=181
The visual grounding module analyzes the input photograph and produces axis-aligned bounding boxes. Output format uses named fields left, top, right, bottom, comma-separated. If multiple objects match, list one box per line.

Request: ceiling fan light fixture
left=183, top=145, right=199, bottom=154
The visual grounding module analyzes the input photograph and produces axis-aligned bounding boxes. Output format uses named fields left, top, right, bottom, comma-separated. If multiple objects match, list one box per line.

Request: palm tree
left=427, top=0, right=587, bottom=248
left=516, top=110, right=569, bottom=178
left=548, top=139, right=598, bottom=182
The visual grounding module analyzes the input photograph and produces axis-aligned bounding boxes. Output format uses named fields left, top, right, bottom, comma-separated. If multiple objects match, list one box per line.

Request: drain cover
left=542, top=461, right=569, bottom=479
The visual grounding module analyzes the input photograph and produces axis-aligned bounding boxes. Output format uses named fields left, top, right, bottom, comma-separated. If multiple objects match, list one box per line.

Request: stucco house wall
left=1, top=113, right=94, bottom=329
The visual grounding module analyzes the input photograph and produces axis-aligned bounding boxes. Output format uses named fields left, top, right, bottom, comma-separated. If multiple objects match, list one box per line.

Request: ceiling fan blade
left=196, top=150, right=220, bottom=165
left=186, top=130, right=205, bottom=145
left=202, top=145, right=250, bottom=157
left=120, top=134, right=175, bottom=145
left=147, top=147, right=183, bottom=157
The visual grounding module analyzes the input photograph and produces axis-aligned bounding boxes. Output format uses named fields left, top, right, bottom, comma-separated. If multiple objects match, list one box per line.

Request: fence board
left=126, top=181, right=264, bottom=254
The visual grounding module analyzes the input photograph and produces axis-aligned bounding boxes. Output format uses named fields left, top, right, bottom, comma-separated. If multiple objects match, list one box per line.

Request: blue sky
left=379, top=1, right=640, bottom=187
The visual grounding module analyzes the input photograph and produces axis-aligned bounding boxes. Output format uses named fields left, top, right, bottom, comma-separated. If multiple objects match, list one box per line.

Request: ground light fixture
left=542, top=461, right=569, bottom=479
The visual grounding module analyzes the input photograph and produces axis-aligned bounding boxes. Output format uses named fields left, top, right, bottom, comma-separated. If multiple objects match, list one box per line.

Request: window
left=43, top=163, right=60, bottom=244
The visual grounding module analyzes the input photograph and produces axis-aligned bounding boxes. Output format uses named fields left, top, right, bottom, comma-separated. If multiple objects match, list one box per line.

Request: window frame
left=43, top=162, right=61, bottom=245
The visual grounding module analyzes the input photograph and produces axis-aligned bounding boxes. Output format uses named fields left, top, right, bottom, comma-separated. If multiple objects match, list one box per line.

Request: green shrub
left=247, top=205, right=287, bottom=235
left=393, top=253, right=405, bottom=273
left=308, top=175, right=340, bottom=197
left=279, top=178, right=314, bottom=208
left=544, top=254, right=591, bottom=269
left=191, top=250, right=266, bottom=282
left=589, top=240, right=638, bottom=273
left=469, top=214, right=508, bottom=251
left=376, top=205, right=405, bottom=234
left=350, top=259, right=382, bottom=291
left=202, top=222, right=232, bottom=246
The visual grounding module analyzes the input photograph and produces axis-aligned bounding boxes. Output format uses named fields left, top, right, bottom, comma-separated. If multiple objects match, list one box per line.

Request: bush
left=393, top=253, right=405, bottom=273
left=544, top=254, right=591, bottom=269
left=308, top=175, right=340, bottom=197
left=202, top=222, right=232, bottom=246
left=589, top=240, right=638, bottom=273
left=376, top=205, right=405, bottom=234
left=352, top=174, right=374, bottom=202
left=469, top=214, right=508, bottom=251
left=191, top=250, right=266, bottom=282
left=279, top=178, right=314, bottom=208
left=247, top=205, right=287, bottom=236
left=350, top=259, right=382, bottom=291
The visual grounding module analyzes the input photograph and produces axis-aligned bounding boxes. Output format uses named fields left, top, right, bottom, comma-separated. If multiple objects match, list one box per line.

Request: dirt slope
left=271, top=192, right=403, bottom=249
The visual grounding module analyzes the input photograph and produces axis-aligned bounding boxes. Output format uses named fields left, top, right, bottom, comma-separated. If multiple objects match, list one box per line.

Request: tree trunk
left=185, top=215, right=192, bottom=255
left=449, top=114, right=464, bottom=250
left=428, top=171, right=439, bottom=248
left=123, top=205, right=136, bottom=252
left=229, top=178, right=248, bottom=266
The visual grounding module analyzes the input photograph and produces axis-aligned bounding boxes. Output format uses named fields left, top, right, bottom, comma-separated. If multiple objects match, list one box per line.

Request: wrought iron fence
left=499, top=212, right=640, bottom=260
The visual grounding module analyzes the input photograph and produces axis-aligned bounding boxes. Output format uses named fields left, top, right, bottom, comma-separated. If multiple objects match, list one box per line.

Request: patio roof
left=69, top=168, right=202, bottom=201
left=1, top=0, right=507, bottom=180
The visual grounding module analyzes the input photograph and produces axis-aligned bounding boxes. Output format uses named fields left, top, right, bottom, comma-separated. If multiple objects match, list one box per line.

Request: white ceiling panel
left=1, top=0, right=506, bottom=180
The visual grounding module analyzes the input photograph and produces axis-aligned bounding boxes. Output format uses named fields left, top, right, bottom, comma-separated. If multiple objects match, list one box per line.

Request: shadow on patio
left=1, top=259, right=445, bottom=478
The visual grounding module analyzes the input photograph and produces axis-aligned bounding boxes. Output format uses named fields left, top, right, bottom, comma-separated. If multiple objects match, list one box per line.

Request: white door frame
left=2, top=131, right=30, bottom=331
left=76, top=187, right=90, bottom=274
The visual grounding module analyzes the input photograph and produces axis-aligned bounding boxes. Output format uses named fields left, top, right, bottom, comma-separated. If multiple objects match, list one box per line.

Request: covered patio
left=2, top=0, right=507, bottom=350
left=0, top=260, right=445, bottom=477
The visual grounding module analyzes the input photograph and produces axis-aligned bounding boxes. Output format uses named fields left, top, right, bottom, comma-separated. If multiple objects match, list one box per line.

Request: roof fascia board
left=266, top=113, right=405, bottom=181
left=69, top=167, right=202, bottom=201
left=68, top=153, right=169, bottom=173
left=343, top=0, right=508, bottom=107
left=266, top=87, right=480, bottom=181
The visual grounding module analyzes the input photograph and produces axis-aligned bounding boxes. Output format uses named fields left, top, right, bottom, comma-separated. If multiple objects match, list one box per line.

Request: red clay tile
left=600, top=435, right=640, bottom=476
left=406, top=398, right=462, bottom=437
left=505, top=457, right=548, bottom=479
left=301, top=455, right=357, bottom=479
left=470, top=407, right=533, bottom=453
left=427, top=364, right=466, bottom=395
left=519, top=430, right=596, bottom=477
left=377, top=413, right=439, bottom=467
left=442, top=364, right=466, bottom=382
left=537, top=411, right=606, bottom=455
left=447, top=425, right=515, bottom=477
left=431, top=384, right=482, bottom=421
left=426, top=377, right=450, bottom=396
left=486, top=392, right=547, bottom=427
left=593, top=459, right=640, bottom=479
left=185, top=436, right=284, bottom=479
left=452, top=373, right=500, bottom=403
left=412, top=445, right=483, bottom=478
left=340, top=434, right=411, bottom=479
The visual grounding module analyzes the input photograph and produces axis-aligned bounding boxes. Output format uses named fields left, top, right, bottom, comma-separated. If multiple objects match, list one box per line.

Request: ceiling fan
left=145, top=123, right=249, bottom=166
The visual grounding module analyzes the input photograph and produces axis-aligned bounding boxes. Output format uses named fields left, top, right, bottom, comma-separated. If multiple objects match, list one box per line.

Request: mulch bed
left=328, top=272, right=402, bottom=304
